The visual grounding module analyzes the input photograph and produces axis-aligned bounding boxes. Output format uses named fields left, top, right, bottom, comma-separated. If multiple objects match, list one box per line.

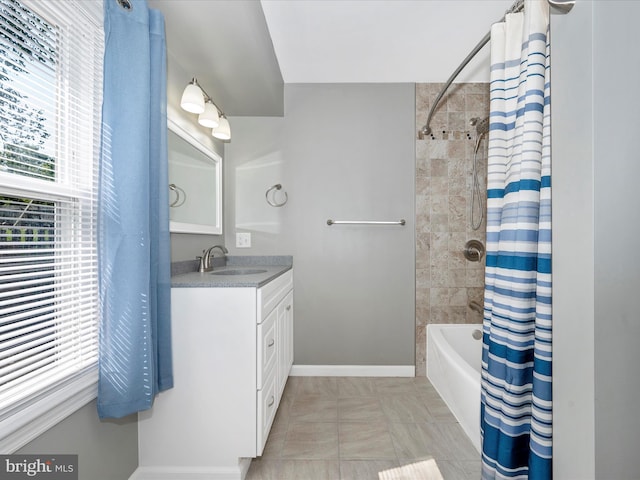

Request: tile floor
left=246, top=376, right=481, bottom=480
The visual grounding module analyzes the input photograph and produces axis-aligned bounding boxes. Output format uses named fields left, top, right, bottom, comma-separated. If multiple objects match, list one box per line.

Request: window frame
left=0, top=0, right=103, bottom=452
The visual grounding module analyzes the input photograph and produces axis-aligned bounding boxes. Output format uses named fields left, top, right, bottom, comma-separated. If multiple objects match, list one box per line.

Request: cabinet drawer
left=257, top=307, right=277, bottom=390
left=258, top=270, right=293, bottom=322
left=256, top=366, right=278, bottom=455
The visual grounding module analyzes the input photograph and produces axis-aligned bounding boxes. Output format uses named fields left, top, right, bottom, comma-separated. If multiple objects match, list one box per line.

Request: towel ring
left=266, top=184, right=288, bottom=207
left=169, top=183, right=186, bottom=208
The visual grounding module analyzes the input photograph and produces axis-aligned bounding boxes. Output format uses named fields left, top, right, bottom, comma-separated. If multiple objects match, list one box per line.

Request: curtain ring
left=117, top=0, right=132, bottom=11
left=265, top=184, right=288, bottom=207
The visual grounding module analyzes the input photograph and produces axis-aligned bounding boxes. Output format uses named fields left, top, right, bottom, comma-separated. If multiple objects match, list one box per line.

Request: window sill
left=0, top=367, right=98, bottom=453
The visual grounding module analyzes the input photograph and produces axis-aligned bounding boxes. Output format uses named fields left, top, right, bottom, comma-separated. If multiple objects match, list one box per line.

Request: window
left=0, top=0, right=103, bottom=451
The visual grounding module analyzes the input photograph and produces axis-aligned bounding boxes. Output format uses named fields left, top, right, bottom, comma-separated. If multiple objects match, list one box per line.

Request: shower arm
left=418, top=0, right=574, bottom=138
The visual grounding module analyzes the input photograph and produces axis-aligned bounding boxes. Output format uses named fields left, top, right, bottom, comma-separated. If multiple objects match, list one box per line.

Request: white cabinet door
left=139, top=269, right=294, bottom=476
left=278, top=290, right=294, bottom=397
left=256, top=270, right=293, bottom=454
left=256, top=361, right=278, bottom=455
left=285, top=291, right=294, bottom=371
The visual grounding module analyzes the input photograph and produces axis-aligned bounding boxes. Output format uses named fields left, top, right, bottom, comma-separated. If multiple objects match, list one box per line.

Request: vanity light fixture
left=180, top=79, right=205, bottom=114
left=179, top=77, right=230, bottom=140
left=212, top=116, right=230, bottom=140
left=198, top=101, right=219, bottom=129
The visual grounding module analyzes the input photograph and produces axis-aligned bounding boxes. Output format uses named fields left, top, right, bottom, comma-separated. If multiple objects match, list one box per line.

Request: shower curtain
left=480, top=0, right=551, bottom=478
left=97, top=0, right=173, bottom=419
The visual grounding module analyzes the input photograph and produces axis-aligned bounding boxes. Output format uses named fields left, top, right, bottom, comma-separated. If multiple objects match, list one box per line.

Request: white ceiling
left=150, top=0, right=516, bottom=116
left=260, top=0, right=515, bottom=83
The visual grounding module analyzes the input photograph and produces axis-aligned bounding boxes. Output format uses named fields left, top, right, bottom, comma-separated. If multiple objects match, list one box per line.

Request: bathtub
left=426, top=324, right=482, bottom=453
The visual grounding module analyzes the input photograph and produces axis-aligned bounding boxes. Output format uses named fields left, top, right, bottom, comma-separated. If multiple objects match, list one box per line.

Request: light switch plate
left=236, top=232, right=251, bottom=248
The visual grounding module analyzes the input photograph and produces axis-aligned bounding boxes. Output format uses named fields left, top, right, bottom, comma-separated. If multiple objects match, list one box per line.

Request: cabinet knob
left=286, top=305, right=291, bottom=311
left=268, top=339, right=275, bottom=347
left=268, top=396, right=275, bottom=407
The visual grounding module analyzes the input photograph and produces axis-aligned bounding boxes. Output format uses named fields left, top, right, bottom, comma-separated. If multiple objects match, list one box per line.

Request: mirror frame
left=168, top=118, right=223, bottom=235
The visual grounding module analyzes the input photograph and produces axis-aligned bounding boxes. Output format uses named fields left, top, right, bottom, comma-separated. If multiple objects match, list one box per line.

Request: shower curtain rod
left=419, top=0, right=575, bottom=137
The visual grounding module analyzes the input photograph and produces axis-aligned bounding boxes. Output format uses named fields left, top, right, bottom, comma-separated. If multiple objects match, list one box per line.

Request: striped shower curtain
left=480, top=1, right=552, bottom=479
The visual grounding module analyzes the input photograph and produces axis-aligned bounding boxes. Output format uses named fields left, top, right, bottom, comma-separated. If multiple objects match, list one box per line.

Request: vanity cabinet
left=256, top=271, right=294, bottom=452
left=135, top=270, right=293, bottom=480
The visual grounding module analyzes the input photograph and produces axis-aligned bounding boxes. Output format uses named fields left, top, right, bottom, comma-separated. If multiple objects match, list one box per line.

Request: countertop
left=171, top=255, right=292, bottom=288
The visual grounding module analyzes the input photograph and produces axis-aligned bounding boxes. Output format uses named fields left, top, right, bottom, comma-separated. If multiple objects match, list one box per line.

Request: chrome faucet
left=198, top=245, right=229, bottom=272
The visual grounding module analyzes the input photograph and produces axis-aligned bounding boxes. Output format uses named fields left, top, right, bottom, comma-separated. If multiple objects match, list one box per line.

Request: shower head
left=470, top=116, right=490, bottom=136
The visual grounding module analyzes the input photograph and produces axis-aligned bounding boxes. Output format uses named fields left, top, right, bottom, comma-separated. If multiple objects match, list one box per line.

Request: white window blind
left=0, top=0, right=103, bottom=451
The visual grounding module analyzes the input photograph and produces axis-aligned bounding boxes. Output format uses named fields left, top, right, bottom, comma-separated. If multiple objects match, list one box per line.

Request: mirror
left=168, top=119, right=222, bottom=235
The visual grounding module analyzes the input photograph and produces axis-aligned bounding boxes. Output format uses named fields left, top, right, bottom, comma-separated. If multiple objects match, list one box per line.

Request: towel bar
left=326, top=219, right=406, bottom=226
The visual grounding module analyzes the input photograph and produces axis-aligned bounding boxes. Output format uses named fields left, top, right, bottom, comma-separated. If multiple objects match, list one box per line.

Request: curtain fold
left=480, top=0, right=551, bottom=478
left=97, top=0, right=173, bottom=419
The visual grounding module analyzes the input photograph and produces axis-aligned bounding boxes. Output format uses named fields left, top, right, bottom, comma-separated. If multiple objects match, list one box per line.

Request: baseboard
left=130, top=459, right=251, bottom=480
left=289, top=364, right=415, bottom=377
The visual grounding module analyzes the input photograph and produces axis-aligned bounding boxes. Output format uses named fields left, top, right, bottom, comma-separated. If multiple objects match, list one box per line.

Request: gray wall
left=552, top=1, right=640, bottom=478
left=225, top=84, right=416, bottom=366
left=16, top=401, right=137, bottom=480
left=551, top=1, right=595, bottom=477
left=592, top=1, right=640, bottom=476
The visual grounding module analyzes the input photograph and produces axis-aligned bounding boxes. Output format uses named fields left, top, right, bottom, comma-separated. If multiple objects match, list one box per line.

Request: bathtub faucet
left=463, top=239, right=485, bottom=262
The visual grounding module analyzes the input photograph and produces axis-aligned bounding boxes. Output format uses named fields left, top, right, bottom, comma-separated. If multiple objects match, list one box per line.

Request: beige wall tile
left=431, top=158, right=448, bottom=177
left=416, top=174, right=431, bottom=195
left=428, top=140, right=448, bottom=158
left=416, top=288, right=430, bottom=326
left=430, top=176, right=449, bottom=196
left=446, top=92, right=465, bottom=112
left=415, top=82, right=489, bottom=376
left=415, top=333, right=426, bottom=377
left=416, top=268, right=431, bottom=290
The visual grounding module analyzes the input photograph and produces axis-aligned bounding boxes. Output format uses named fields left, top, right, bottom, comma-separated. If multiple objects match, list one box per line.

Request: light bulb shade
left=212, top=117, right=231, bottom=140
left=180, top=83, right=205, bottom=114
left=198, top=102, right=220, bottom=128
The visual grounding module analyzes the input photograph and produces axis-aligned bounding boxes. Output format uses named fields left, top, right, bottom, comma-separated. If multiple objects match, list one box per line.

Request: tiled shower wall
left=415, top=83, right=489, bottom=376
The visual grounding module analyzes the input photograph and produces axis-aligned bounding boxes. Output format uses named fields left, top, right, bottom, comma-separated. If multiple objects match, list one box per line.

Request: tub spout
left=468, top=300, right=483, bottom=315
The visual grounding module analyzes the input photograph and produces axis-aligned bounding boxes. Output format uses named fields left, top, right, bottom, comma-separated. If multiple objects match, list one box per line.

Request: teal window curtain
left=97, top=0, right=173, bottom=419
